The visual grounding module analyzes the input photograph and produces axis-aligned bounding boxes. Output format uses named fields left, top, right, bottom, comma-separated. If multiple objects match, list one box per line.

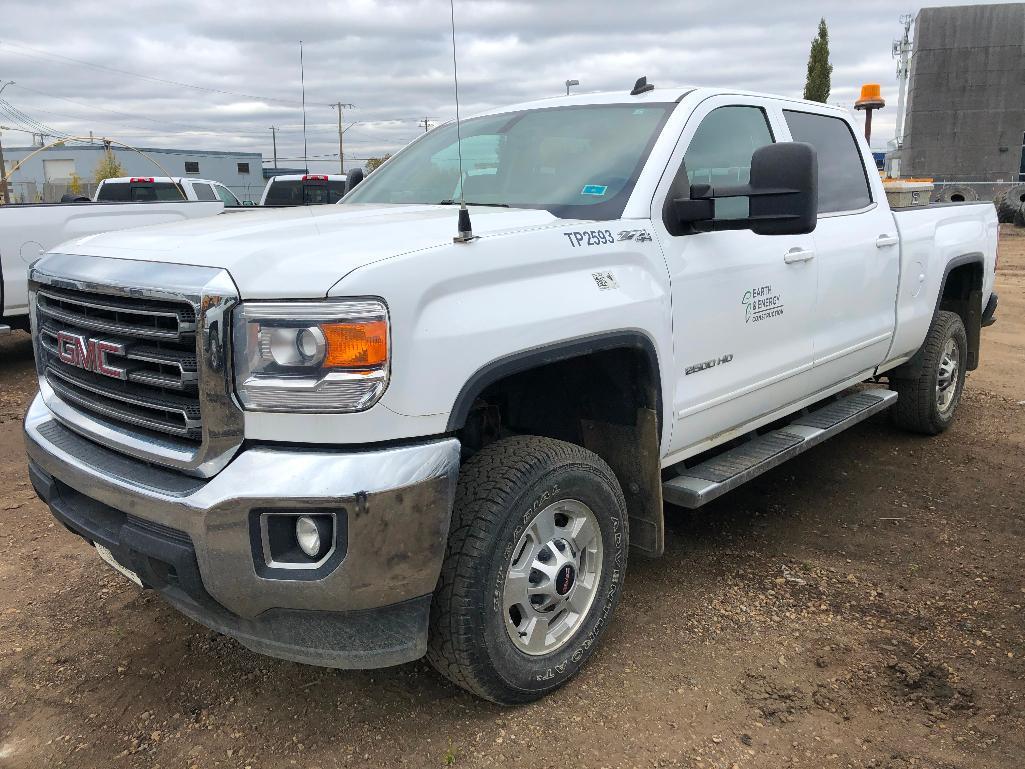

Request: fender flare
left=445, top=330, right=663, bottom=433
left=894, top=252, right=985, bottom=377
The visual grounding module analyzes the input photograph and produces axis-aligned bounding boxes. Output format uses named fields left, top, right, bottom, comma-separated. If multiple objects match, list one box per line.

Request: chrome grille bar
left=45, top=366, right=202, bottom=439
left=36, top=287, right=196, bottom=342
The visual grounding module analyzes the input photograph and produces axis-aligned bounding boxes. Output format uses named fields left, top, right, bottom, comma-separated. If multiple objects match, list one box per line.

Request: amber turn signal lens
left=321, top=320, right=388, bottom=368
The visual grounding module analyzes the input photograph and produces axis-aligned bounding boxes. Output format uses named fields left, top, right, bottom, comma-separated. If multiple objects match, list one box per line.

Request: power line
left=0, top=39, right=304, bottom=106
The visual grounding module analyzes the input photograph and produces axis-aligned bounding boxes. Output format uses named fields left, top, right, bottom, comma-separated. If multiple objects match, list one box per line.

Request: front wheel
left=890, top=310, right=968, bottom=435
left=427, top=436, right=628, bottom=704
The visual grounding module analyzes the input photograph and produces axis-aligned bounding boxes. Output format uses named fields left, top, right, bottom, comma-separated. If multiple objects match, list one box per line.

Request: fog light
left=296, top=515, right=323, bottom=558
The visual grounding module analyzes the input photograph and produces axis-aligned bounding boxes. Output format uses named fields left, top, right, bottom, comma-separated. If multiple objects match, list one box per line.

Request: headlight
left=232, top=299, right=389, bottom=412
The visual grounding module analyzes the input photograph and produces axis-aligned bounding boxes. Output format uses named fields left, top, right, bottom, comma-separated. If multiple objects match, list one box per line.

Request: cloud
left=0, top=0, right=1008, bottom=170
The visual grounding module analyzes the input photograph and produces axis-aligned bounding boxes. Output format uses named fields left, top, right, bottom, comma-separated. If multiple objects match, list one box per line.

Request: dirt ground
left=0, top=231, right=1022, bottom=769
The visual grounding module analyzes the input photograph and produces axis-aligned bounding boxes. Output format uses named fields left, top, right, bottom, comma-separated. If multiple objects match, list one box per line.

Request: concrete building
left=900, top=3, right=1025, bottom=184
left=1, top=143, right=265, bottom=203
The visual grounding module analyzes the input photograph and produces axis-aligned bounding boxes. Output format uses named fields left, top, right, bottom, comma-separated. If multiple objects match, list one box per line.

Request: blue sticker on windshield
left=581, top=184, right=608, bottom=196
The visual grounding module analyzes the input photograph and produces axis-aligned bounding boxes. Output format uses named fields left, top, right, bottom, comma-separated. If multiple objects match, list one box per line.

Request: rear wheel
left=890, top=310, right=967, bottom=435
left=427, top=435, right=628, bottom=704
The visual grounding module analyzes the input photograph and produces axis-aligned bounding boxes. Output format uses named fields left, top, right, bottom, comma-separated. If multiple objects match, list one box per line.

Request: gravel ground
left=0, top=230, right=1022, bottom=769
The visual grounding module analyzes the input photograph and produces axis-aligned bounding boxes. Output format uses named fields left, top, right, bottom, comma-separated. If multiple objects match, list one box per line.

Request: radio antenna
left=449, top=0, right=474, bottom=242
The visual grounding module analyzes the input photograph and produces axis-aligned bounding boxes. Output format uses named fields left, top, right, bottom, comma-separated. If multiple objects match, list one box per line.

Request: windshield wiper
left=437, top=200, right=510, bottom=207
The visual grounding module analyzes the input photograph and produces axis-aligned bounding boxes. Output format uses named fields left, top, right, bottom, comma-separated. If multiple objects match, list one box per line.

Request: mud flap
left=582, top=407, right=664, bottom=557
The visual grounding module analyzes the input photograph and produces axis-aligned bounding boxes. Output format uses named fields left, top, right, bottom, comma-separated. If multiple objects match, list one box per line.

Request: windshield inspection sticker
left=581, top=184, right=609, bottom=196
left=742, top=284, right=784, bottom=323
left=592, top=271, right=619, bottom=291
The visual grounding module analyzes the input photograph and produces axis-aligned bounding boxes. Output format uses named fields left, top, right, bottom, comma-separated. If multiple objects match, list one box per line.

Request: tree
left=93, top=148, right=125, bottom=184
left=364, top=154, right=391, bottom=173
left=68, top=173, right=83, bottom=195
left=803, top=18, right=833, bottom=103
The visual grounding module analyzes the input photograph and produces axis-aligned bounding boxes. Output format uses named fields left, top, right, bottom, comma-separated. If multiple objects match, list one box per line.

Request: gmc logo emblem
left=56, top=331, right=127, bottom=380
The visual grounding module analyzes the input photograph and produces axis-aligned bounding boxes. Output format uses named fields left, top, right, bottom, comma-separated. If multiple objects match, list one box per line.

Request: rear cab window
left=96, top=181, right=186, bottom=202
left=783, top=110, right=872, bottom=214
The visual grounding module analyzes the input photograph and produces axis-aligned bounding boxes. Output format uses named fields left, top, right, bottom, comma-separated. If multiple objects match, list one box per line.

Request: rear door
left=652, top=97, right=818, bottom=457
left=781, top=108, right=898, bottom=389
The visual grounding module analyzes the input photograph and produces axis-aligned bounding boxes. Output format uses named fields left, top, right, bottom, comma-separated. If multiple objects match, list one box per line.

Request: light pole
left=0, top=80, right=14, bottom=205
left=565, top=79, right=579, bottom=96
left=268, top=126, right=279, bottom=169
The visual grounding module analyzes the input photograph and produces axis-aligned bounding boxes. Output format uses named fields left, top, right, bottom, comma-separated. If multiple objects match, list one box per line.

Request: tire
left=1014, top=202, right=1025, bottom=229
left=889, top=310, right=968, bottom=435
left=934, top=185, right=978, bottom=204
left=998, top=183, right=1025, bottom=222
left=427, top=435, right=628, bottom=704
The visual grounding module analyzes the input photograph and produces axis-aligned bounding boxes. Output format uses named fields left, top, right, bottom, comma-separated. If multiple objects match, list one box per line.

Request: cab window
left=783, top=110, right=872, bottom=213
left=682, top=106, right=774, bottom=220
left=192, top=183, right=218, bottom=201
left=214, top=184, right=241, bottom=207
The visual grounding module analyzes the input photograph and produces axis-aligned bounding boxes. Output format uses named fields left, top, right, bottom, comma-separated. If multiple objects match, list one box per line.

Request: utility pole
left=268, top=126, right=279, bottom=168
left=0, top=81, right=14, bottom=205
left=0, top=127, right=8, bottom=205
left=419, top=117, right=436, bottom=134
left=331, top=102, right=355, bottom=174
left=299, top=41, right=308, bottom=173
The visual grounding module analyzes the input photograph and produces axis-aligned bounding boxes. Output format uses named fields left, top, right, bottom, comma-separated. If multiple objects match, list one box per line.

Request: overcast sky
left=0, top=0, right=1014, bottom=172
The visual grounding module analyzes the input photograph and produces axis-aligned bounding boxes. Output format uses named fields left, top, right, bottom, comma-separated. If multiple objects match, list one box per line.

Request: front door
left=652, top=99, right=818, bottom=458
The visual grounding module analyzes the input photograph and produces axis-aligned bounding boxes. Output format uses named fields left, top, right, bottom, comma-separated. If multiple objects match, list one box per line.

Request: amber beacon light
left=854, top=83, right=886, bottom=144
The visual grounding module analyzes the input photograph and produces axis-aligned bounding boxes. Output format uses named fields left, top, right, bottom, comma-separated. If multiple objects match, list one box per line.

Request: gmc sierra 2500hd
left=23, top=84, right=998, bottom=705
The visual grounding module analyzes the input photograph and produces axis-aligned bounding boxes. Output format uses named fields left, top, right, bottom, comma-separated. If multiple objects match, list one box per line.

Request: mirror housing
left=672, top=141, right=818, bottom=235
left=242, top=200, right=255, bottom=207
left=345, top=168, right=365, bottom=194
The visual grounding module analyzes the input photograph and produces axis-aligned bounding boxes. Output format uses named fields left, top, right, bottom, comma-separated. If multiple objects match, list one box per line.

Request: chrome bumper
left=24, top=394, right=460, bottom=666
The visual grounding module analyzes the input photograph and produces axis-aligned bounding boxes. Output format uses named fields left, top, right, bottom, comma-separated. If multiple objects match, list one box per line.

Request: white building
left=2, top=143, right=265, bottom=203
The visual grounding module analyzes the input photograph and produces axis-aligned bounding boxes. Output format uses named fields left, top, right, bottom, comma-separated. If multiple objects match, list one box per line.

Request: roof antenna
left=449, top=0, right=475, bottom=243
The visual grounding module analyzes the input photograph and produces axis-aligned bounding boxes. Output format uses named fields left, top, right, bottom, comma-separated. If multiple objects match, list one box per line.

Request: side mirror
left=672, top=142, right=818, bottom=235
left=345, top=168, right=364, bottom=194
left=242, top=200, right=255, bottom=207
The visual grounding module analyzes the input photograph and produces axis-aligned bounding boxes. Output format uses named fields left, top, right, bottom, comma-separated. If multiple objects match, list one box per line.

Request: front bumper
left=24, top=394, right=460, bottom=668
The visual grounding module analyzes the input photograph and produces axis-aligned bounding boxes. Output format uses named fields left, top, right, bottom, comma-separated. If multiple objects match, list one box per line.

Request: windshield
left=345, top=104, right=674, bottom=219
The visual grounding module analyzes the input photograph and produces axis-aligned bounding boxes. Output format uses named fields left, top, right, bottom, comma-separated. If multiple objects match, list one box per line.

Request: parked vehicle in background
left=0, top=201, right=224, bottom=334
left=259, top=174, right=348, bottom=206
left=23, top=84, right=998, bottom=704
left=95, top=176, right=246, bottom=207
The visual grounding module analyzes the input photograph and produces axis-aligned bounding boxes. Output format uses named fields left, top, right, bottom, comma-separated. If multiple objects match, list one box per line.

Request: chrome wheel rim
left=936, top=337, right=960, bottom=414
left=503, top=498, right=603, bottom=656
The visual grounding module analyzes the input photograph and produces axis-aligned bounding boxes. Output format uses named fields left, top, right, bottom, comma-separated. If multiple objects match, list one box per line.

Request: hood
left=50, top=204, right=561, bottom=299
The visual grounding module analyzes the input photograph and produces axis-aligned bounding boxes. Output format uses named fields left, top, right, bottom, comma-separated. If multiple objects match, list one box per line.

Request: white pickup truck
left=0, top=201, right=224, bottom=335
left=22, top=84, right=998, bottom=705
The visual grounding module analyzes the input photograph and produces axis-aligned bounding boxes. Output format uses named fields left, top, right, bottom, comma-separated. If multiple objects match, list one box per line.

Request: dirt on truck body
left=0, top=229, right=1023, bottom=768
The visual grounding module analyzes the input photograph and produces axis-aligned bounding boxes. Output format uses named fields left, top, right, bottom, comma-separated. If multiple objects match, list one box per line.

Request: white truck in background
left=0, top=201, right=224, bottom=334
left=94, top=176, right=247, bottom=207
left=23, top=84, right=997, bottom=704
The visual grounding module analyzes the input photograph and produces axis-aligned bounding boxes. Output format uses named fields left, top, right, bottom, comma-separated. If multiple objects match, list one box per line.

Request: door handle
left=784, top=247, right=815, bottom=264
left=875, top=234, right=899, bottom=248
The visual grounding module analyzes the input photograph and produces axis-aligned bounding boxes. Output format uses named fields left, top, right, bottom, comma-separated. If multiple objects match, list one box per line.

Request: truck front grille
left=36, top=286, right=203, bottom=444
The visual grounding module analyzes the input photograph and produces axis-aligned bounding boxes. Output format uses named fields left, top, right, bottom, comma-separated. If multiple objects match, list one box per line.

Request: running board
left=662, top=388, right=897, bottom=509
